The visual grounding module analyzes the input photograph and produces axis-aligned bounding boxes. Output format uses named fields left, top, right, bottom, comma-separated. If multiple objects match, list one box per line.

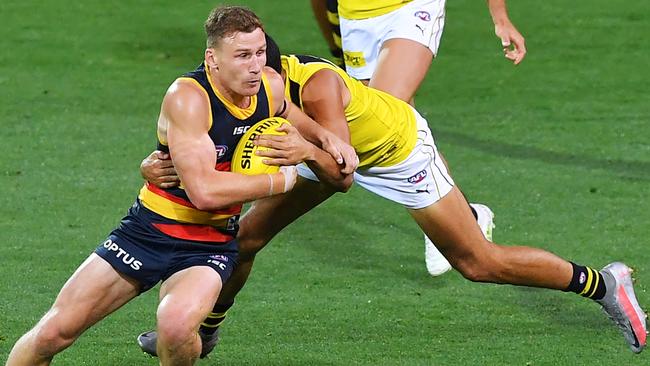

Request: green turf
left=1, top=0, right=649, bottom=364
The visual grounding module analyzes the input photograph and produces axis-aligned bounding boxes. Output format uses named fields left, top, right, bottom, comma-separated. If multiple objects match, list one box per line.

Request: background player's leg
left=156, top=266, right=222, bottom=365
left=218, top=177, right=336, bottom=304
left=409, top=185, right=572, bottom=288
left=310, top=0, right=343, bottom=66
left=368, top=38, right=433, bottom=105
left=6, top=254, right=140, bottom=366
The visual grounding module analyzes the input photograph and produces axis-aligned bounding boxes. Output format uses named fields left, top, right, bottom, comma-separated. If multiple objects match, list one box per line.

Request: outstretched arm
left=487, top=0, right=526, bottom=65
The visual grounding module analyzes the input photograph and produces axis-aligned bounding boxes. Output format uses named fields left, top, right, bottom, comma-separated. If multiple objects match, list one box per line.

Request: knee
left=156, top=313, right=197, bottom=350
left=30, top=315, right=78, bottom=356
left=451, top=243, right=506, bottom=283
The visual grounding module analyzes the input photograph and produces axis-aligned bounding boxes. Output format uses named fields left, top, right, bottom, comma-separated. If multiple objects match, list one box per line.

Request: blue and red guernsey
left=138, top=63, right=274, bottom=243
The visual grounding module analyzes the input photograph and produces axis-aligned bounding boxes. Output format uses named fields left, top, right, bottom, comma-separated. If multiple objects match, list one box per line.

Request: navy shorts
left=95, top=201, right=239, bottom=293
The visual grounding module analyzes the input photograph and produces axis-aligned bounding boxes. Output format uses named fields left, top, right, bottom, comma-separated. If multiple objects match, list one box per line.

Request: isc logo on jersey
left=102, top=239, right=143, bottom=271
left=233, top=126, right=251, bottom=135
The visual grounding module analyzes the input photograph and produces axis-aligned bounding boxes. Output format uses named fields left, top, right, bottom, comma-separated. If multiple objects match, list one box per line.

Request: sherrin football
left=231, top=117, right=289, bottom=175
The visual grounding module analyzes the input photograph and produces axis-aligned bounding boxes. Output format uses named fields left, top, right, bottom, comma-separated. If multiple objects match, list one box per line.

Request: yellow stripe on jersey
left=261, top=73, right=274, bottom=117
left=205, top=65, right=258, bottom=120
left=281, top=55, right=416, bottom=168
left=138, top=185, right=232, bottom=227
left=176, top=77, right=214, bottom=130
left=338, top=0, right=412, bottom=20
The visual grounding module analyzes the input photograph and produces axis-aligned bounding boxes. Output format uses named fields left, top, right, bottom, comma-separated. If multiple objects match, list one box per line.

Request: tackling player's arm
left=259, top=68, right=355, bottom=191
left=162, top=79, right=295, bottom=210
left=264, top=68, right=358, bottom=175
left=298, top=68, right=354, bottom=190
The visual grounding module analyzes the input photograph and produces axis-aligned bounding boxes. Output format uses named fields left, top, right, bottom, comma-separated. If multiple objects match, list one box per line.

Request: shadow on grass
left=437, top=129, right=650, bottom=182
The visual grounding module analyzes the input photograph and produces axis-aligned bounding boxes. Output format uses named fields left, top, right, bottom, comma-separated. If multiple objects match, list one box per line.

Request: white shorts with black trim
left=340, top=0, right=447, bottom=80
left=298, top=109, right=454, bottom=209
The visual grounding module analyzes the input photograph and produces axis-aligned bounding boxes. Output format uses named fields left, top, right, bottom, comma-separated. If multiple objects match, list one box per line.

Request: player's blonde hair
left=205, top=6, right=264, bottom=48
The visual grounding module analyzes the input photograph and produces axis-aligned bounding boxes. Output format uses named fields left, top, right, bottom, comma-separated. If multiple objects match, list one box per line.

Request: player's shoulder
left=263, top=66, right=283, bottom=86
left=165, top=78, right=208, bottom=104
left=262, top=67, right=285, bottom=97
left=162, top=77, right=210, bottom=118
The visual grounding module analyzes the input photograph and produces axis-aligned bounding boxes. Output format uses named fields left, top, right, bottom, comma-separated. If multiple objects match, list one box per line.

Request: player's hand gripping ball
left=231, top=117, right=290, bottom=175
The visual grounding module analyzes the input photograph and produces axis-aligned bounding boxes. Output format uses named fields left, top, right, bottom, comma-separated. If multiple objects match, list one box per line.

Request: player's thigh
left=158, top=266, right=223, bottom=325
left=408, top=186, right=491, bottom=263
left=46, top=253, right=140, bottom=336
left=369, top=38, right=433, bottom=103
left=238, top=176, right=335, bottom=254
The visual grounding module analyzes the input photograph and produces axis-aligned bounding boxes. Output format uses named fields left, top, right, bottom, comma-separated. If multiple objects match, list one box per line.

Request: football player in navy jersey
left=7, top=6, right=356, bottom=366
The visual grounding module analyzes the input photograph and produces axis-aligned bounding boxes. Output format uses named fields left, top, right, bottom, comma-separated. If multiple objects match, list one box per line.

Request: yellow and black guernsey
left=138, top=63, right=274, bottom=243
left=281, top=54, right=416, bottom=168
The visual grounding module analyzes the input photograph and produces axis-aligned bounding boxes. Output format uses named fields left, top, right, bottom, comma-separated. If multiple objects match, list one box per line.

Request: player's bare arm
left=162, top=79, right=294, bottom=210
left=297, top=68, right=354, bottom=189
left=487, top=0, right=526, bottom=65
left=264, top=67, right=358, bottom=175
left=140, top=150, right=179, bottom=189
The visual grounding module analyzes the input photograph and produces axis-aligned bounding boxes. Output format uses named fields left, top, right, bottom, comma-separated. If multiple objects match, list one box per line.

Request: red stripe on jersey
left=152, top=223, right=234, bottom=243
left=146, top=182, right=195, bottom=208
left=216, top=161, right=232, bottom=171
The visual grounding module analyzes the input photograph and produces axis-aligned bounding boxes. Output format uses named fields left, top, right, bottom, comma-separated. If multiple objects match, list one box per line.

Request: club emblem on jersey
left=215, top=145, right=228, bottom=160
left=414, top=11, right=431, bottom=21
left=408, top=170, right=428, bottom=184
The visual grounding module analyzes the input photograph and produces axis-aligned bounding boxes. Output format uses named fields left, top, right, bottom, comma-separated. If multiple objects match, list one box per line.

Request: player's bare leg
left=219, top=177, right=336, bottom=303
left=408, top=185, right=647, bottom=351
left=156, top=266, right=223, bottom=365
left=409, top=185, right=572, bottom=288
left=136, top=177, right=337, bottom=358
left=368, top=38, right=433, bottom=106
left=6, top=254, right=140, bottom=366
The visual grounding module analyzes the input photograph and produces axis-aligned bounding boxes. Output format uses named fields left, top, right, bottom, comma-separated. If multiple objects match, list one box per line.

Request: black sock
left=200, top=301, right=234, bottom=335
left=564, top=262, right=606, bottom=300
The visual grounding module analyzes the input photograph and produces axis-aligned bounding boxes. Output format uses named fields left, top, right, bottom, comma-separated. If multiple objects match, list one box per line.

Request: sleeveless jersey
left=281, top=54, right=416, bottom=168
left=138, top=63, right=274, bottom=242
left=339, top=0, right=412, bottom=19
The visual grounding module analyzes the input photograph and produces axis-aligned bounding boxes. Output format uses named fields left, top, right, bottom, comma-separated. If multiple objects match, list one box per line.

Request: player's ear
left=205, top=48, right=218, bottom=70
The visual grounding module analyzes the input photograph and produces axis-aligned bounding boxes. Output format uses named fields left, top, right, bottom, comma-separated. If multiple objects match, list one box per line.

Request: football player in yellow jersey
left=312, top=0, right=526, bottom=275
left=6, top=8, right=357, bottom=366
left=137, top=36, right=647, bottom=357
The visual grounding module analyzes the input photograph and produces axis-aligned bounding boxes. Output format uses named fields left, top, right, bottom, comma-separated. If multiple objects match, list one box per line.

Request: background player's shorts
left=94, top=201, right=238, bottom=293
left=298, top=110, right=454, bottom=209
left=340, top=0, right=446, bottom=80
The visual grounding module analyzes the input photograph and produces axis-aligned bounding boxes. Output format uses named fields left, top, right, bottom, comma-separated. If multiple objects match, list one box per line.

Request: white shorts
left=298, top=110, right=454, bottom=209
left=340, top=0, right=447, bottom=80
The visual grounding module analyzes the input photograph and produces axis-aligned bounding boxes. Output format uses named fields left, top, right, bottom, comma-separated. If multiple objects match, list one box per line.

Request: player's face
left=208, top=28, right=267, bottom=97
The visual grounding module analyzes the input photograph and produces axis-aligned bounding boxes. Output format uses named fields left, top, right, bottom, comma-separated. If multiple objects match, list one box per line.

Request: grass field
left=1, top=0, right=649, bottom=364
